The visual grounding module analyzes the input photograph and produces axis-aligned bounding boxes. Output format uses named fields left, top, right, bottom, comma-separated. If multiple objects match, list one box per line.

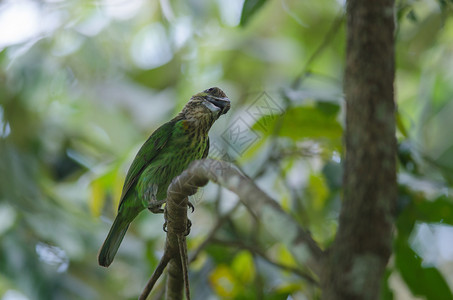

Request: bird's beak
left=207, top=96, right=230, bottom=115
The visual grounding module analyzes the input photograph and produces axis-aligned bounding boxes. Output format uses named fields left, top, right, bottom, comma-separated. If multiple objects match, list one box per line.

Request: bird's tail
left=98, top=215, right=129, bottom=267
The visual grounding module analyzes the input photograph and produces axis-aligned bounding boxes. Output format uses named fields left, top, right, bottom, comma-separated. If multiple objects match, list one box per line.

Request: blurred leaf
left=275, top=282, right=304, bottom=294
left=316, top=101, right=341, bottom=115
left=395, top=193, right=453, bottom=299
left=129, top=58, right=181, bottom=90
left=396, top=111, right=409, bottom=138
left=307, top=173, right=329, bottom=210
left=397, top=192, right=453, bottom=235
left=397, top=141, right=419, bottom=174
left=2, top=0, right=452, bottom=298
left=408, top=12, right=444, bottom=55
left=240, top=0, right=269, bottom=26
left=112, top=172, right=124, bottom=210
left=239, top=134, right=268, bottom=162
left=206, top=244, right=236, bottom=264
left=415, top=196, right=453, bottom=225
left=276, top=244, right=297, bottom=268
left=190, top=251, right=208, bottom=271
left=395, top=239, right=453, bottom=300
left=264, top=294, right=293, bottom=300
left=253, top=104, right=342, bottom=141
left=281, top=193, right=291, bottom=212
left=436, top=0, right=447, bottom=11
left=209, top=264, right=238, bottom=298
left=144, top=240, right=160, bottom=271
left=90, top=179, right=105, bottom=217
left=407, top=9, right=418, bottom=22
left=380, top=269, right=394, bottom=300
left=322, top=160, right=343, bottom=190
left=231, top=250, right=255, bottom=283
left=396, top=3, right=413, bottom=22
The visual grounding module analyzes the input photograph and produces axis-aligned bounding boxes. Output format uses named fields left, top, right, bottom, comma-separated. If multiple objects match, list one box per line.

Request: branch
left=164, top=190, right=192, bottom=300
left=169, top=159, right=324, bottom=276
left=177, top=235, right=190, bottom=300
left=139, top=253, right=171, bottom=300
left=140, top=183, right=194, bottom=300
left=291, top=11, right=345, bottom=89
left=189, top=201, right=241, bottom=263
left=210, top=238, right=318, bottom=285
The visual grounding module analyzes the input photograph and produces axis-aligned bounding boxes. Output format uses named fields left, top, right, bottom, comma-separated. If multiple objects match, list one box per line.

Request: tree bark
left=164, top=191, right=190, bottom=300
left=165, top=256, right=183, bottom=300
left=321, top=1, right=397, bottom=299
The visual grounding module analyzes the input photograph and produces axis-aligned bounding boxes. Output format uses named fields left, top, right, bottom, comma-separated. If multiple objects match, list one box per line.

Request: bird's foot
left=148, top=200, right=165, bottom=214
left=162, top=208, right=192, bottom=235
left=146, top=184, right=165, bottom=213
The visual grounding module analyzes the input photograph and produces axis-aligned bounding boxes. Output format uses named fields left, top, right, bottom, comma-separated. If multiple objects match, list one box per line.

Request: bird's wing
left=118, top=120, right=176, bottom=207
left=202, top=137, right=210, bottom=159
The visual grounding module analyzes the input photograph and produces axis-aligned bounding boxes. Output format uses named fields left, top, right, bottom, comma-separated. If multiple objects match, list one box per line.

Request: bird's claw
left=163, top=221, right=168, bottom=232
left=163, top=206, right=168, bottom=232
left=184, top=201, right=193, bottom=235
left=161, top=200, right=193, bottom=234
left=188, top=201, right=195, bottom=213
left=148, top=203, right=164, bottom=214
left=184, top=219, right=192, bottom=236
left=162, top=208, right=191, bottom=235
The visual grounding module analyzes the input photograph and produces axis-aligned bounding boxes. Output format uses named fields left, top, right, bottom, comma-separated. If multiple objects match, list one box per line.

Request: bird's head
left=182, top=87, right=230, bottom=124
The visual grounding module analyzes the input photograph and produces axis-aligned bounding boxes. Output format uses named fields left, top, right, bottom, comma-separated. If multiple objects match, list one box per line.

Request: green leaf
left=307, top=173, right=329, bottom=210
left=407, top=9, right=418, bottom=23
left=209, top=264, right=239, bottom=298
left=436, top=0, right=447, bottom=11
left=380, top=269, right=394, bottom=300
left=231, top=251, right=255, bottom=283
left=240, top=0, right=269, bottom=27
left=416, top=196, right=453, bottom=225
left=395, top=239, right=453, bottom=300
left=206, top=244, right=236, bottom=264
left=397, top=142, right=419, bottom=174
left=252, top=104, right=342, bottom=140
left=396, top=111, right=409, bottom=138
left=395, top=195, right=453, bottom=300
left=396, top=188, right=453, bottom=230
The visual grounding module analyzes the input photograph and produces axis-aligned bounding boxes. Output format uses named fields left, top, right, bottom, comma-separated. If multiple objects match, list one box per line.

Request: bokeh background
left=1, top=0, right=453, bottom=299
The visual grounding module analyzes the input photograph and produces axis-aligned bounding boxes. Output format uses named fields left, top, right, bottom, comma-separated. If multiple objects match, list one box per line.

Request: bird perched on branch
left=98, top=87, right=230, bottom=267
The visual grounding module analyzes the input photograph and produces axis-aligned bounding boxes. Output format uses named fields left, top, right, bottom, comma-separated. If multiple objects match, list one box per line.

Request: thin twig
left=211, top=238, right=318, bottom=285
left=189, top=200, right=242, bottom=263
left=139, top=252, right=171, bottom=300
left=291, top=12, right=345, bottom=90
left=170, top=159, right=324, bottom=276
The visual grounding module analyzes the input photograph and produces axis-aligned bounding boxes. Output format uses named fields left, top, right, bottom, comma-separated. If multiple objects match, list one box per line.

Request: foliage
left=0, top=0, right=453, bottom=299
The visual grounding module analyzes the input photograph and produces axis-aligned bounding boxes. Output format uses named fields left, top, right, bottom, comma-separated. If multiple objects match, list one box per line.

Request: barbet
left=98, top=87, right=230, bottom=267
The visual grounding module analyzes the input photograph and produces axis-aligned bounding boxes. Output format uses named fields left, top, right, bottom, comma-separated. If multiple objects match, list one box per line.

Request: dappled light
left=1, top=0, right=453, bottom=299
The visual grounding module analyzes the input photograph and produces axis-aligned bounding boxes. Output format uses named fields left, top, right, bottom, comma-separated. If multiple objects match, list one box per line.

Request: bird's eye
left=208, top=88, right=214, bottom=92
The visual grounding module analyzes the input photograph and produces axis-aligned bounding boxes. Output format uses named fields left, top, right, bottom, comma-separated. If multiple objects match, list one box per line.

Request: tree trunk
left=321, top=0, right=397, bottom=299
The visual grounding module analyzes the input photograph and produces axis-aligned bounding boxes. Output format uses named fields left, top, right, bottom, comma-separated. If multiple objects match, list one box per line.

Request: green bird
left=98, top=87, right=230, bottom=267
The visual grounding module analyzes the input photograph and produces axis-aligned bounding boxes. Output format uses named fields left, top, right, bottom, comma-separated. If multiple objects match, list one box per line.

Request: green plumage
left=98, top=87, right=230, bottom=267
